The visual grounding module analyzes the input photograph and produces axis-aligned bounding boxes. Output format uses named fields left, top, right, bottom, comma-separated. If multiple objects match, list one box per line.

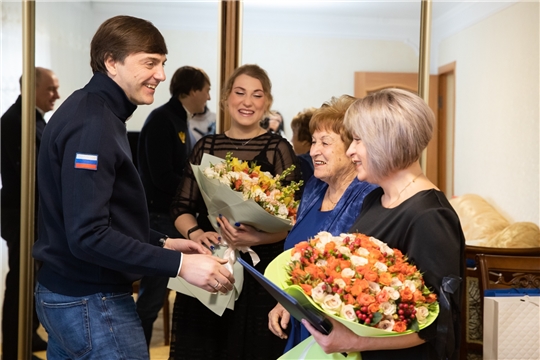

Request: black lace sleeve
left=170, top=137, right=208, bottom=222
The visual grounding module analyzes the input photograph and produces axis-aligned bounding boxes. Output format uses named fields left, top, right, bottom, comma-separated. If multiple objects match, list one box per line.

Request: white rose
left=377, top=318, right=395, bottom=332
left=416, top=306, right=430, bottom=323
left=380, top=243, right=394, bottom=256
left=317, top=231, right=333, bottom=243
left=321, top=294, right=342, bottom=315
left=314, top=232, right=333, bottom=252
left=390, top=277, right=403, bottom=287
left=312, top=283, right=328, bottom=304
left=368, top=281, right=381, bottom=293
left=369, top=237, right=384, bottom=247
left=355, top=248, right=370, bottom=257
left=374, top=261, right=388, bottom=273
left=219, top=177, right=232, bottom=186
left=403, top=280, right=416, bottom=292
left=340, top=304, right=358, bottom=322
left=315, top=259, right=328, bottom=267
left=203, top=167, right=218, bottom=178
left=341, top=268, right=355, bottom=279
left=337, top=246, right=351, bottom=257
left=350, top=255, right=368, bottom=267
left=334, top=278, right=347, bottom=289
left=383, top=286, right=400, bottom=301
left=291, top=252, right=301, bottom=262
left=379, top=301, right=397, bottom=316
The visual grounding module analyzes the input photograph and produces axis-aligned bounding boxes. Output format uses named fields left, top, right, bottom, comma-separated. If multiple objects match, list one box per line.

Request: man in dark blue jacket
left=1, top=66, right=59, bottom=359
left=32, top=16, right=234, bottom=359
left=136, top=65, right=211, bottom=346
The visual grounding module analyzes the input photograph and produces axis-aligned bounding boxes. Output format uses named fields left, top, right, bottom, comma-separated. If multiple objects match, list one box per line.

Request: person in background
left=32, top=15, right=233, bottom=359
left=262, top=110, right=286, bottom=138
left=1, top=66, right=59, bottom=359
left=191, top=105, right=216, bottom=142
left=169, top=64, right=301, bottom=359
left=302, top=88, right=464, bottom=360
left=136, top=65, right=211, bottom=347
left=290, top=107, right=316, bottom=182
left=268, top=95, right=377, bottom=351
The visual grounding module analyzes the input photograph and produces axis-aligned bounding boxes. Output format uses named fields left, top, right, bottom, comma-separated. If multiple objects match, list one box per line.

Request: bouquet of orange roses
left=265, top=231, right=439, bottom=359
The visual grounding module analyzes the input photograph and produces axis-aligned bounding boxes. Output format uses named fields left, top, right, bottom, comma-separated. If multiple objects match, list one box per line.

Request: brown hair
left=220, top=64, right=273, bottom=113
left=344, top=88, right=434, bottom=180
left=170, top=66, right=210, bottom=98
left=90, top=15, right=167, bottom=74
left=291, top=108, right=316, bottom=144
left=310, top=95, right=356, bottom=148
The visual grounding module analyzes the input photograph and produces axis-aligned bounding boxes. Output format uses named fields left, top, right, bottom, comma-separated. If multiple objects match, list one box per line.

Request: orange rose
left=324, top=242, right=336, bottom=252
left=368, top=302, right=380, bottom=313
left=400, top=287, right=413, bottom=302
left=357, top=293, right=376, bottom=306
left=300, top=284, right=313, bottom=296
left=350, top=279, right=369, bottom=296
left=393, top=321, right=407, bottom=333
left=379, top=272, right=393, bottom=286
left=413, top=290, right=425, bottom=302
left=376, top=290, right=390, bottom=303
left=426, top=293, right=438, bottom=303
left=363, top=270, right=378, bottom=282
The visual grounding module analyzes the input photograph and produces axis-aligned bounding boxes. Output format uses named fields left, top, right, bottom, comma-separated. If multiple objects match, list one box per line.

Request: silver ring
left=212, top=280, right=221, bottom=290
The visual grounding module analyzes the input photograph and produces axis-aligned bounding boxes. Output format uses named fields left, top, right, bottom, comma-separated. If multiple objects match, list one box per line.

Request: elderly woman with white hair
left=302, top=88, right=465, bottom=360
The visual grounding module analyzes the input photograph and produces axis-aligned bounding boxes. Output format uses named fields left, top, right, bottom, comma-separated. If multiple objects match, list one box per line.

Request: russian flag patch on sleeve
left=74, top=153, right=98, bottom=171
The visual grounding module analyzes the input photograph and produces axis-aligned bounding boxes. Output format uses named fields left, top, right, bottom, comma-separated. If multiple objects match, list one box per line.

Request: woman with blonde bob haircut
left=301, top=88, right=465, bottom=360
left=345, top=88, right=434, bottom=181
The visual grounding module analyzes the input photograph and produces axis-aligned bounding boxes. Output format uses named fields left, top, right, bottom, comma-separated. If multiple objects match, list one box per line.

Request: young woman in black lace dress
left=169, top=64, right=301, bottom=359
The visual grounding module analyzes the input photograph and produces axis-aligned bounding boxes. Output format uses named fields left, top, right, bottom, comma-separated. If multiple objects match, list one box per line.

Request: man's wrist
left=159, top=235, right=169, bottom=248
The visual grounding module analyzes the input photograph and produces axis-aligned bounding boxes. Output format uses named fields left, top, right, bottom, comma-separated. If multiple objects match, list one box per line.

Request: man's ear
left=104, top=55, right=117, bottom=76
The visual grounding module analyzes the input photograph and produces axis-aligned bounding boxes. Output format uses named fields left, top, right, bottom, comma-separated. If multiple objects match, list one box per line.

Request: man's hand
left=164, top=238, right=211, bottom=255
left=179, top=254, right=235, bottom=294
left=268, top=303, right=290, bottom=339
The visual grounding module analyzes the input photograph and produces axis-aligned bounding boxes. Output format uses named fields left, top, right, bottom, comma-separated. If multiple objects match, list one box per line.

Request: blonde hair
left=310, top=95, right=356, bottom=148
left=344, top=88, right=434, bottom=181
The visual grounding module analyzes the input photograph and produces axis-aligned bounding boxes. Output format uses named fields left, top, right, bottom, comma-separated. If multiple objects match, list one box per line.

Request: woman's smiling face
left=310, top=129, right=353, bottom=185
left=227, top=74, right=268, bottom=127
left=346, top=135, right=371, bottom=183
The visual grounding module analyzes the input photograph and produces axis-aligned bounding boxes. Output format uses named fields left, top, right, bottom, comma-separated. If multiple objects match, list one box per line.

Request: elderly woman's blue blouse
left=282, top=176, right=377, bottom=352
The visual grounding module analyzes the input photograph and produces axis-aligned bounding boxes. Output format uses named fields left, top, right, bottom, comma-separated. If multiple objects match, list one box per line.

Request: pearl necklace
left=388, top=172, right=423, bottom=207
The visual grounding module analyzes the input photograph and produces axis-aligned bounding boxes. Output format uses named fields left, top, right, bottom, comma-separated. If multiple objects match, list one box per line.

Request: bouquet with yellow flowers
left=168, top=152, right=303, bottom=316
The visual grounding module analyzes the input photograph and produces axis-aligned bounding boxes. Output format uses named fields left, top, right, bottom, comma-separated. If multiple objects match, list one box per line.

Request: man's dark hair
left=170, top=66, right=210, bottom=98
left=90, top=15, right=168, bottom=74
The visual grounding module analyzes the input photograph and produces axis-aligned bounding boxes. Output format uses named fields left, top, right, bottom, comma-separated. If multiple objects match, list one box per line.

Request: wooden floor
left=33, top=291, right=174, bottom=360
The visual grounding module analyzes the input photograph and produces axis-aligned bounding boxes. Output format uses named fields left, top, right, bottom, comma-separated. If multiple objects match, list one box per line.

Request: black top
left=169, top=132, right=302, bottom=359
left=138, top=97, right=192, bottom=213
left=33, top=72, right=181, bottom=297
left=349, top=188, right=464, bottom=360
left=1, top=95, right=46, bottom=240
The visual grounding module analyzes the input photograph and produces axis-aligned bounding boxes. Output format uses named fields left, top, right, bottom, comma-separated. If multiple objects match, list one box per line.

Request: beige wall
left=438, top=1, right=539, bottom=225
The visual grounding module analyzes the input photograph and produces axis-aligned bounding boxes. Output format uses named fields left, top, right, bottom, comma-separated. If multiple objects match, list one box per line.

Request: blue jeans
left=35, top=282, right=148, bottom=359
left=136, top=212, right=181, bottom=346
